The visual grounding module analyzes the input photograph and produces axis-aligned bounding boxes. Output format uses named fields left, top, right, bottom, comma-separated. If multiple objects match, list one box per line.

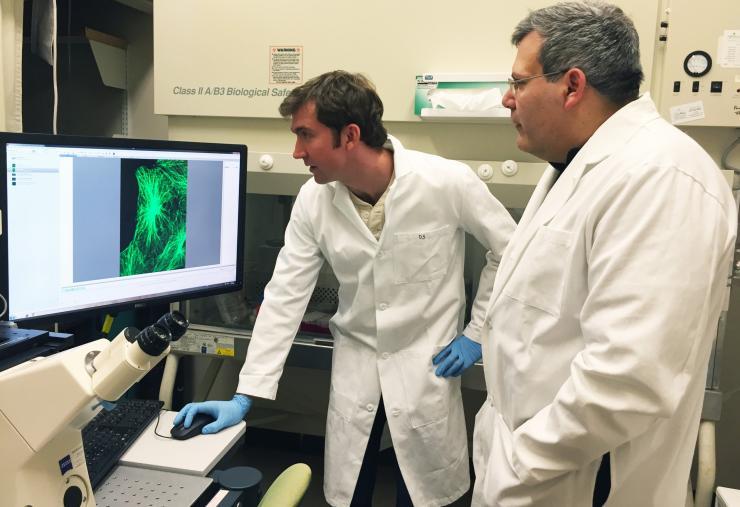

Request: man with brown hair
left=177, top=70, right=515, bottom=506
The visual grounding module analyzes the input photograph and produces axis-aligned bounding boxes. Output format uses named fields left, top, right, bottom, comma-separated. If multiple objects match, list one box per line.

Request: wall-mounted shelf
left=419, top=108, right=511, bottom=123
left=112, top=0, right=153, bottom=14
left=85, top=28, right=127, bottom=90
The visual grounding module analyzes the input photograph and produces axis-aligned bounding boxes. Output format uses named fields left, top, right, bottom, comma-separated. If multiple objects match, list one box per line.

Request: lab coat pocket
left=325, top=388, right=358, bottom=498
left=404, top=346, right=467, bottom=473
left=477, top=409, right=597, bottom=507
left=398, top=347, right=458, bottom=429
left=393, top=225, right=452, bottom=284
left=503, top=225, right=573, bottom=316
left=472, top=401, right=494, bottom=484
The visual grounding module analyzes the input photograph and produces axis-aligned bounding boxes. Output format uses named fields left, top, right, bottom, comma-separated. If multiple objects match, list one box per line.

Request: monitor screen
left=0, top=133, right=247, bottom=322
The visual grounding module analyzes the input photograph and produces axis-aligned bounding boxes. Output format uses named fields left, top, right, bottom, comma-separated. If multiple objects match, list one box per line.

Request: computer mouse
left=170, top=412, right=216, bottom=440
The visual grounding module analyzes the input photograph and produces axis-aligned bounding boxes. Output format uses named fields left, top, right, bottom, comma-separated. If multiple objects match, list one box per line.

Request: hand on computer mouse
left=173, top=394, right=252, bottom=435
left=170, top=412, right=216, bottom=440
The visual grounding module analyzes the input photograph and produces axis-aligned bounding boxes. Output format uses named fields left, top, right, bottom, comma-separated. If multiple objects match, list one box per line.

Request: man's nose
left=292, top=140, right=305, bottom=159
left=502, top=88, right=516, bottom=110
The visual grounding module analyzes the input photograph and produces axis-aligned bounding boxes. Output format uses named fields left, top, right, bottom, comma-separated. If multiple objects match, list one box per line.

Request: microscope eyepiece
left=123, top=327, right=140, bottom=343
left=135, top=323, right=171, bottom=356
left=156, top=310, right=189, bottom=341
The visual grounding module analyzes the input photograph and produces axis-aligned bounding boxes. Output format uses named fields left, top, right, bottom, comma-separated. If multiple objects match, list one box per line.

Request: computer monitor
left=0, top=133, right=247, bottom=322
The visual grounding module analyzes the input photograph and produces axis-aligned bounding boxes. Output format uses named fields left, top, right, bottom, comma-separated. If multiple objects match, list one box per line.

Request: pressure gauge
left=683, top=50, right=712, bottom=78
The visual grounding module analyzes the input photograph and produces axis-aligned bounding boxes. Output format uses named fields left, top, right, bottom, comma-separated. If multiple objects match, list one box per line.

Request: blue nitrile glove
left=432, top=335, right=482, bottom=377
left=100, top=400, right=117, bottom=411
left=173, top=394, right=252, bottom=434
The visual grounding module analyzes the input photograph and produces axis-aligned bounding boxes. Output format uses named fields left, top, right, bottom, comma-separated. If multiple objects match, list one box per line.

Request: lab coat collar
left=574, top=93, right=660, bottom=170
left=386, top=134, right=412, bottom=179
left=325, top=134, right=407, bottom=192
left=330, top=183, right=379, bottom=243
left=326, top=135, right=405, bottom=243
left=489, top=93, right=660, bottom=306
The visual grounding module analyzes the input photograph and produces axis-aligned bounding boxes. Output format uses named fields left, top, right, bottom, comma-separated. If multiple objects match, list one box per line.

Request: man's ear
left=342, top=123, right=361, bottom=149
left=563, top=68, right=587, bottom=110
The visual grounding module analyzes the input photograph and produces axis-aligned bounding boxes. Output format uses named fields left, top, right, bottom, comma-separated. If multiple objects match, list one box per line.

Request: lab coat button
left=381, top=352, right=390, bottom=360
left=366, top=403, right=375, bottom=412
left=391, top=408, right=401, bottom=417
left=379, top=303, right=389, bottom=311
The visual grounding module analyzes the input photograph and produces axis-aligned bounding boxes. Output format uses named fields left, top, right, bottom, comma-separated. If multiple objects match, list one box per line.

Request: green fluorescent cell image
left=120, top=159, right=188, bottom=276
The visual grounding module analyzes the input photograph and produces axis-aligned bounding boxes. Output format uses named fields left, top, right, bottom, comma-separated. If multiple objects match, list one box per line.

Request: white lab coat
left=472, top=94, right=737, bottom=506
left=237, top=136, right=515, bottom=506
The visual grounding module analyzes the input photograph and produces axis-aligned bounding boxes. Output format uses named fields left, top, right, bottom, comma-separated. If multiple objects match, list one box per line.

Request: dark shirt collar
left=550, top=146, right=582, bottom=174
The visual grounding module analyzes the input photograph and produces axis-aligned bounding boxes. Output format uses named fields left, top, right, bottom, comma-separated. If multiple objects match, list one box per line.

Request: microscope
left=0, top=311, right=188, bottom=507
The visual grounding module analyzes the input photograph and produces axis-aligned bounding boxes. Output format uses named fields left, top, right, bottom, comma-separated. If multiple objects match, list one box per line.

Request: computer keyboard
left=82, top=398, right=164, bottom=490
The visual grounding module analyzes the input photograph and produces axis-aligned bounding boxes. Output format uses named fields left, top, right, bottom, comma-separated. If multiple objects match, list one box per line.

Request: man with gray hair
left=473, top=2, right=736, bottom=506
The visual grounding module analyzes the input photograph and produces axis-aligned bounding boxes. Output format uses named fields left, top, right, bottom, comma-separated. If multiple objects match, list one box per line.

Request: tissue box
left=415, top=73, right=511, bottom=121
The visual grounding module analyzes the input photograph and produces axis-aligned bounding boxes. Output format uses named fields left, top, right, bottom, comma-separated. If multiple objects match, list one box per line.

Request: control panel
left=657, top=0, right=740, bottom=127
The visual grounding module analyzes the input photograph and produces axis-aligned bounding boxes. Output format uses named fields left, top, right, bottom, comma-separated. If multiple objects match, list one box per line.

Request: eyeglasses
left=507, top=70, right=568, bottom=94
